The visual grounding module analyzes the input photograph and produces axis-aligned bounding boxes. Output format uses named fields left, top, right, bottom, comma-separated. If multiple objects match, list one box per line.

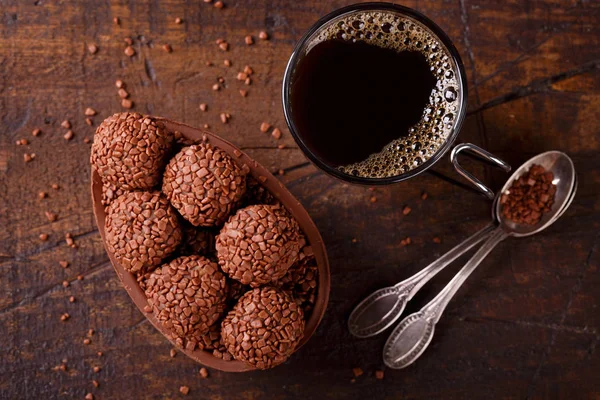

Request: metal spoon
left=383, top=151, right=576, bottom=369
left=348, top=156, right=576, bottom=339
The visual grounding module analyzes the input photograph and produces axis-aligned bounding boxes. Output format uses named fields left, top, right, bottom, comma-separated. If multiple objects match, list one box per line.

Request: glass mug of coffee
left=282, top=2, right=510, bottom=199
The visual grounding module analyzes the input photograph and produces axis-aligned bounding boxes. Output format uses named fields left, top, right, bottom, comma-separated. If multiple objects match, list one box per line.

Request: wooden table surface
left=1, top=0, right=599, bottom=399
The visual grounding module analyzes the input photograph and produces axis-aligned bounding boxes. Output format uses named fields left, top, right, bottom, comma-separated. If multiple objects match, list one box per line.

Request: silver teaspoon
left=348, top=223, right=496, bottom=338
left=383, top=151, right=576, bottom=369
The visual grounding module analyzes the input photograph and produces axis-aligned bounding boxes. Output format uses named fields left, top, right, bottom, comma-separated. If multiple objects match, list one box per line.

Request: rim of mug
left=282, top=2, right=468, bottom=186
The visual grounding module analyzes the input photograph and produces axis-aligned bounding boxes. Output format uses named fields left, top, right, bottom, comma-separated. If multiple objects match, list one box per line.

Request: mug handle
left=449, top=143, right=511, bottom=200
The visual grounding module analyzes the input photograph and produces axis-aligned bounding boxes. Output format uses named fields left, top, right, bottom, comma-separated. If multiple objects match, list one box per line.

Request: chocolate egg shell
left=92, top=117, right=330, bottom=372
left=162, top=143, right=247, bottom=227
left=216, top=204, right=303, bottom=287
left=91, top=112, right=173, bottom=190
left=221, top=287, right=305, bottom=370
left=104, top=191, right=183, bottom=273
left=144, top=255, right=228, bottom=351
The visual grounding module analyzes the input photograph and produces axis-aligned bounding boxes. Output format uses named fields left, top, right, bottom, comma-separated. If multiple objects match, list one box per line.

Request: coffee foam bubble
left=307, top=10, right=462, bottom=179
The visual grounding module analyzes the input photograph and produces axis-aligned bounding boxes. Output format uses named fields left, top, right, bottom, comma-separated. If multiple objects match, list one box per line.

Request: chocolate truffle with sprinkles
left=145, top=255, right=228, bottom=350
left=221, top=287, right=305, bottom=369
left=216, top=204, right=303, bottom=287
left=162, top=143, right=247, bottom=227
left=105, top=191, right=183, bottom=273
left=91, top=112, right=174, bottom=190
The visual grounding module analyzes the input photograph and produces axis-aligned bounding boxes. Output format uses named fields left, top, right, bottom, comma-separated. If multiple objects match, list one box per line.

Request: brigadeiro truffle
left=91, top=112, right=174, bottom=190
left=144, top=255, right=228, bottom=350
left=162, top=143, right=247, bottom=227
left=105, top=191, right=183, bottom=273
left=216, top=204, right=303, bottom=287
left=221, top=286, right=305, bottom=370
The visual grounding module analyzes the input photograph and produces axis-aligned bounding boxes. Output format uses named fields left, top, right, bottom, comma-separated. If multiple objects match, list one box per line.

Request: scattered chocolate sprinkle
left=199, top=103, right=208, bottom=112
left=216, top=204, right=302, bottom=287
left=353, top=367, right=363, bottom=377
left=93, top=366, right=101, bottom=373
left=244, top=35, right=254, bottom=45
left=260, top=122, right=270, bottom=133
left=121, top=99, right=133, bottom=109
left=370, top=196, right=377, bottom=203
left=85, top=393, right=94, bottom=400
left=421, top=192, right=428, bottom=200
left=400, top=237, right=412, bottom=246
left=162, top=44, right=173, bottom=53
left=62, top=281, right=69, bottom=288
left=258, top=31, right=269, bottom=40
left=170, top=348, right=177, bottom=358
left=271, top=128, right=281, bottom=140
left=218, top=41, right=229, bottom=51
left=180, top=386, right=190, bottom=395
left=23, top=153, right=34, bottom=162
left=162, top=143, right=247, bottom=226
left=83, top=338, right=91, bottom=345
left=113, top=16, right=120, bottom=25
left=237, top=72, right=247, bottom=81
left=92, top=380, right=99, bottom=388
left=124, top=46, right=135, bottom=57
left=124, top=37, right=133, bottom=46
left=223, top=59, right=231, bottom=67
left=69, top=296, right=75, bottom=303
left=175, top=17, right=183, bottom=24
left=51, top=184, right=60, bottom=190
left=32, top=128, right=41, bottom=136
left=214, top=1, right=224, bottom=8
left=244, top=77, right=251, bottom=85
left=220, top=113, right=229, bottom=124
left=97, top=352, right=103, bottom=357
left=278, top=169, right=285, bottom=176
left=60, top=313, right=70, bottom=321
left=243, top=65, right=253, bottom=75
left=221, top=287, right=305, bottom=369
left=88, top=329, right=95, bottom=336
left=88, top=44, right=98, bottom=54
left=239, top=90, right=247, bottom=97
left=375, top=370, right=384, bottom=380
left=77, top=275, right=83, bottom=281
left=277, top=144, right=285, bottom=149
left=212, top=83, right=220, bottom=91
left=85, top=118, right=93, bottom=126
left=39, top=191, right=48, bottom=199
left=115, top=80, right=124, bottom=88
left=39, top=233, right=49, bottom=241
left=59, top=260, right=69, bottom=268
left=64, top=130, right=74, bottom=140
left=433, top=237, right=441, bottom=244
left=118, top=88, right=129, bottom=98
left=199, top=367, right=209, bottom=378
left=205, top=61, right=213, bottom=66
left=61, top=120, right=71, bottom=129
left=105, top=191, right=182, bottom=273
left=402, top=206, right=411, bottom=215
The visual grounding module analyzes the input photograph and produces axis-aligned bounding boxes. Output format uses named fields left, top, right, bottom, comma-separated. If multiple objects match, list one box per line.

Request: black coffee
left=288, top=11, right=461, bottom=178
left=290, top=40, right=436, bottom=167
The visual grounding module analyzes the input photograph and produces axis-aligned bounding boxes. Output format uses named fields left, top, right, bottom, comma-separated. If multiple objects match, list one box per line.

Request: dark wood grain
left=1, top=0, right=598, bottom=399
